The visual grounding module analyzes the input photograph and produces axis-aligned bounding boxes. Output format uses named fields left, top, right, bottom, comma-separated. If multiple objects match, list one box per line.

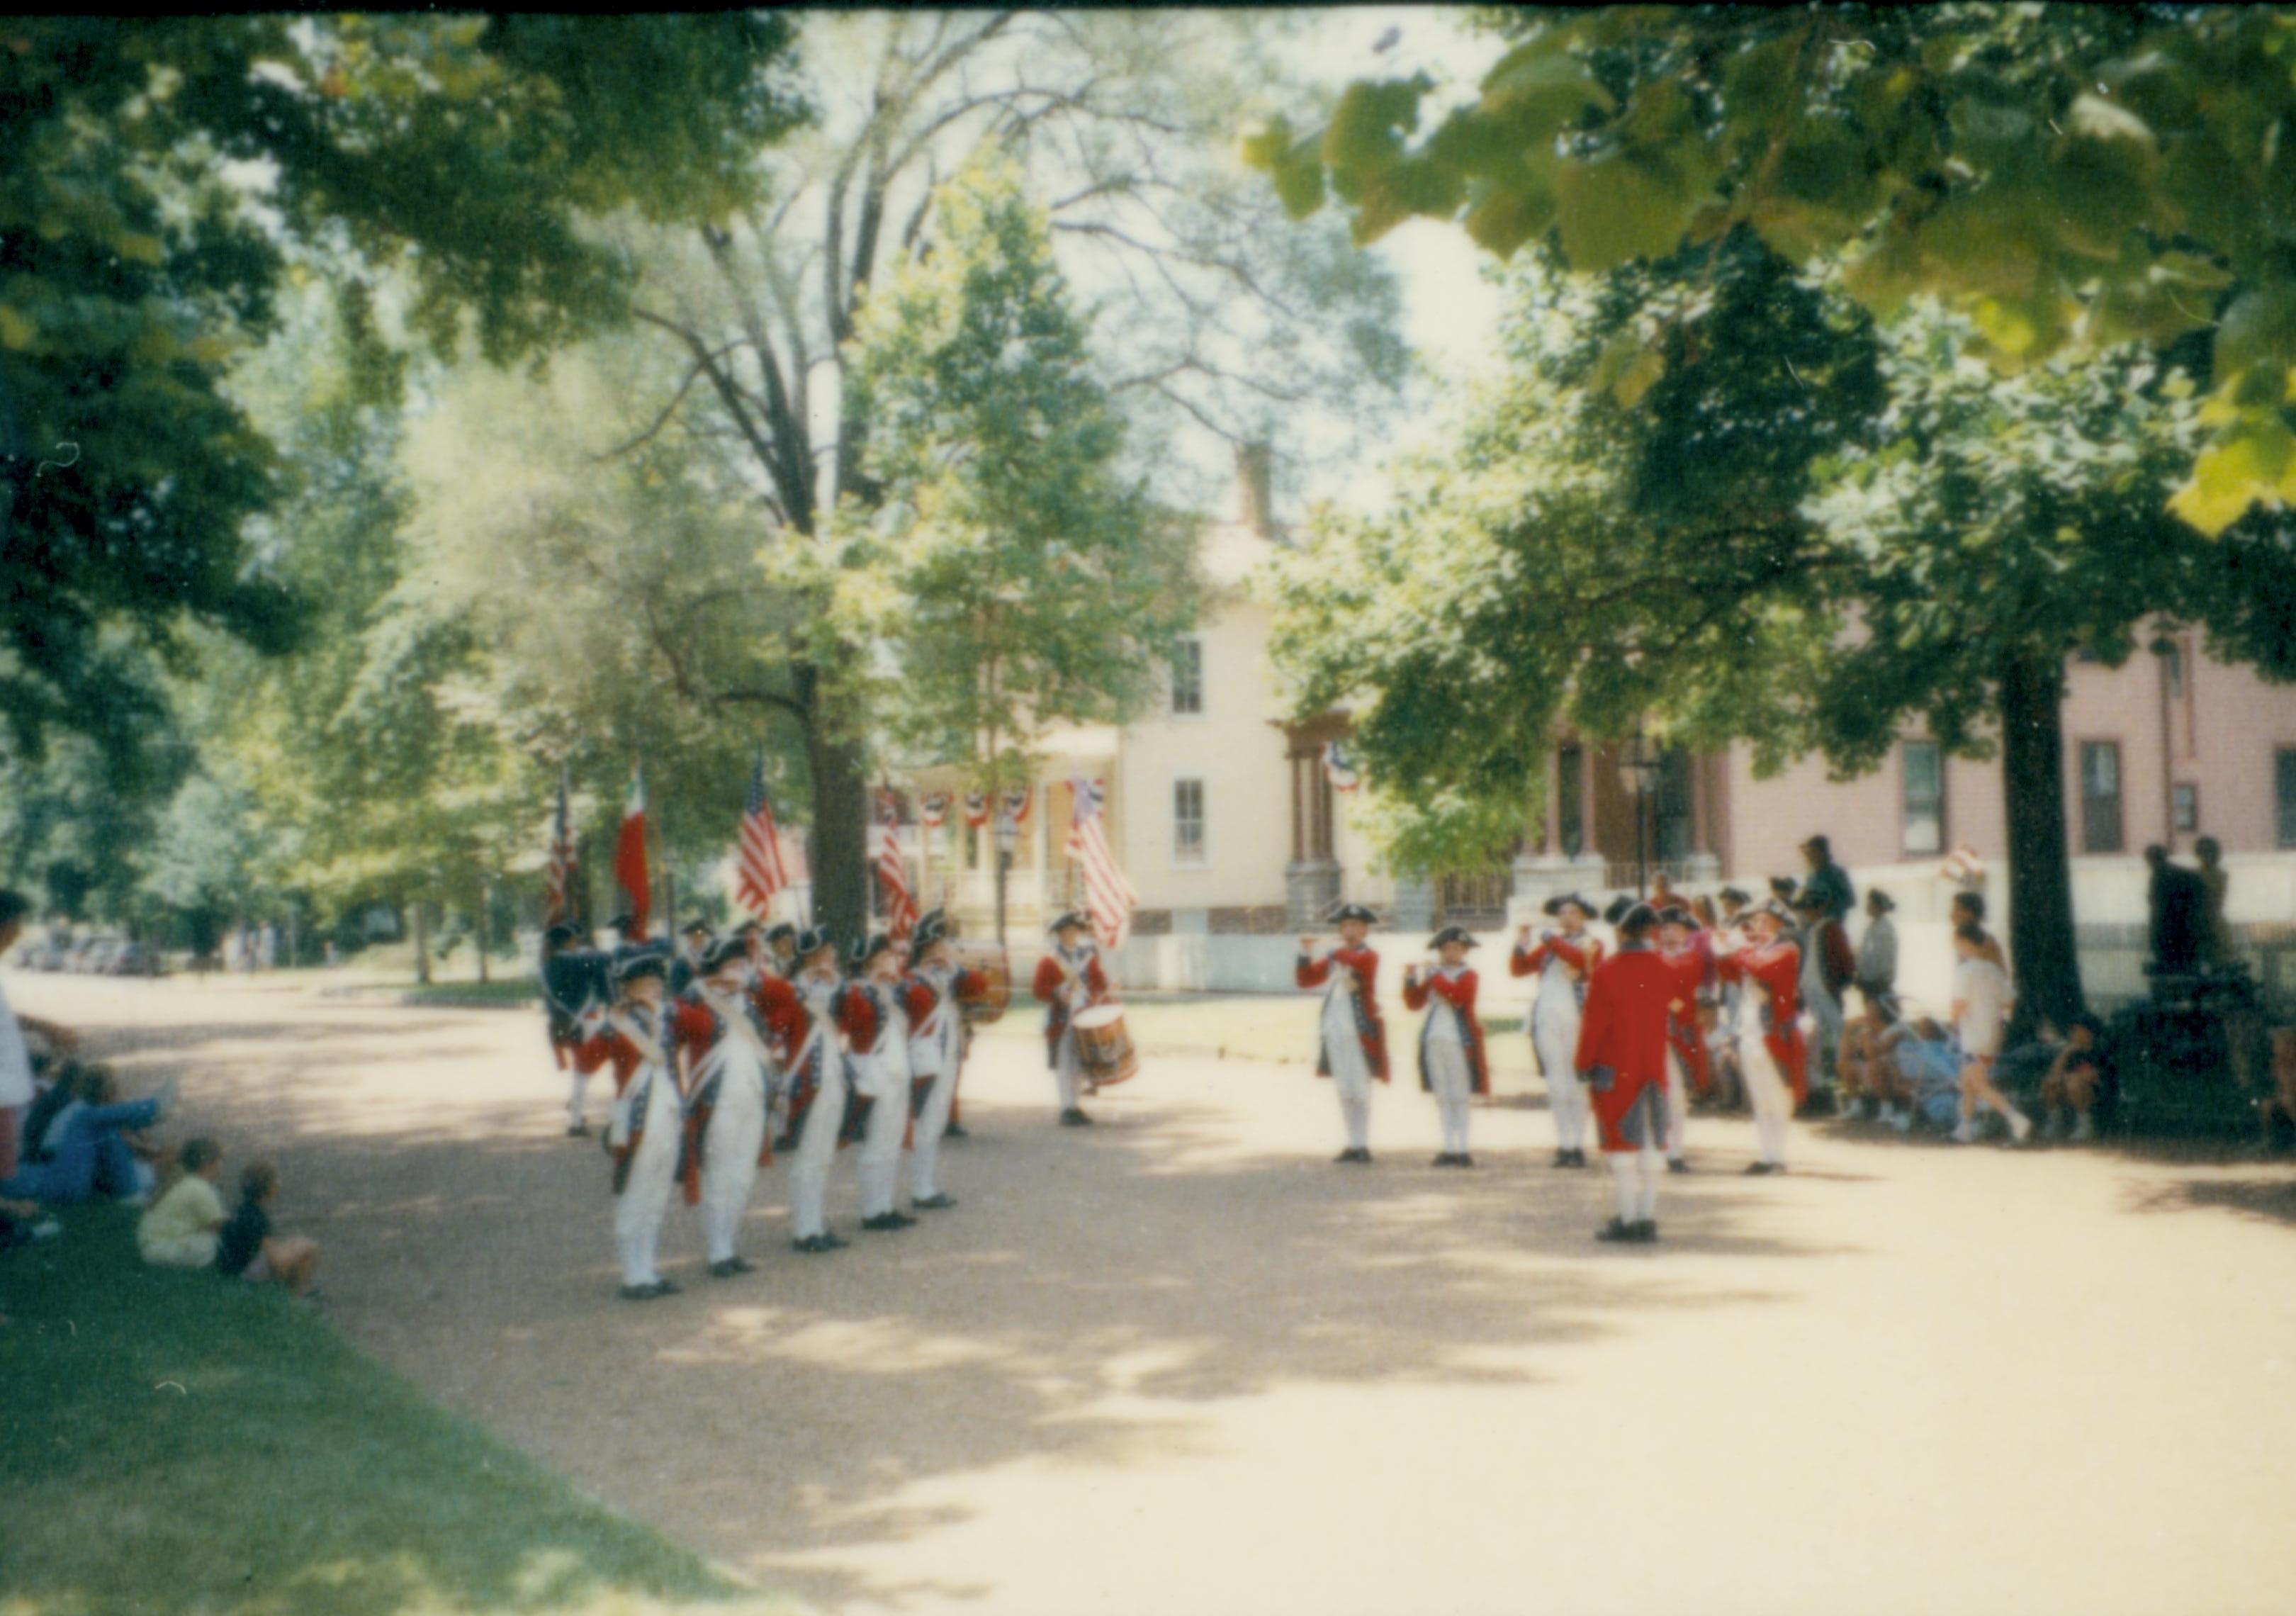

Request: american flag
left=543, top=767, right=577, bottom=928
left=733, top=756, right=791, bottom=921
left=1002, top=782, right=1033, bottom=824
left=1322, top=741, right=1362, bottom=792
left=874, top=792, right=919, bottom=938
left=963, top=790, right=991, bottom=829
left=1066, top=777, right=1137, bottom=950
left=921, top=793, right=951, bottom=831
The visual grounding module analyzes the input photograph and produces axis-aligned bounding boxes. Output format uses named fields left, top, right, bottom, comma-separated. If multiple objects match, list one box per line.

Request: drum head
left=1073, top=1005, right=1123, bottom=1031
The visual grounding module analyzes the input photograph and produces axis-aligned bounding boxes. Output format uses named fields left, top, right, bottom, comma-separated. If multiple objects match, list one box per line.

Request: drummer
left=1032, top=912, right=1110, bottom=1127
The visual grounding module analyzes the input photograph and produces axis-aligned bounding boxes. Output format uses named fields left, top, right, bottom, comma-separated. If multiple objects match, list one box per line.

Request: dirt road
left=16, top=972, right=2296, bottom=1616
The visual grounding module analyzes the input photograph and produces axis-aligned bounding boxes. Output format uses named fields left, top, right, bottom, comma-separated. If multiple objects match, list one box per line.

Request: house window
left=2278, top=749, right=2296, bottom=847
left=2163, top=641, right=2185, bottom=700
left=1903, top=741, right=1945, bottom=856
left=1556, top=745, right=1585, bottom=860
left=1174, top=778, right=1206, bottom=864
left=2173, top=782, right=2199, bottom=834
left=1171, top=638, right=1203, bottom=716
left=2079, top=741, right=2124, bottom=853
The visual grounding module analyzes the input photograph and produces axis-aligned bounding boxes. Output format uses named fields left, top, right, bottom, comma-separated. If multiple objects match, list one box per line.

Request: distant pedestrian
left=1951, top=922, right=2031, bottom=1145
left=2194, top=837, right=2234, bottom=968
left=1798, top=834, right=1855, bottom=924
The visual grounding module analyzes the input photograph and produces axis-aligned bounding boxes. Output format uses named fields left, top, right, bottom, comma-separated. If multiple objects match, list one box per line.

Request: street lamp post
left=994, top=809, right=1018, bottom=946
left=1616, top=732, right=1662, bottom=901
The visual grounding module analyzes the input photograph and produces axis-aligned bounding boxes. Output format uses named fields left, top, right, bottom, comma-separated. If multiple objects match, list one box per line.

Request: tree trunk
left=810, top=729, right=871, bottom=946
left=475, top=877, right=490, bottom=984
left=412, top=899, right=432, bottom=987
left=1999, top=649, right=2086, bottom=1040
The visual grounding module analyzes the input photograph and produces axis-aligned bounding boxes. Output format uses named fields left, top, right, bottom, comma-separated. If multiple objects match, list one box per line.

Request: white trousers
left=699, top=1063, right=767, bottom=1264
left=1424, top=1038, right=1473, bottom=1155
left=1607, top=1147, right=1662, bottom=1223
left=1534, top=1004, right=1589, bottom=1152
left=1325, top=1014, right=1373, bottom=1150
left=1052, top=1031, right=1084, bottom=1112
left=567, top=1062, right=591, bottom=1128
left=787, top=1056, right=848, bottom=1241
left=1739, top=1033, right=1793, bottom=1167
left=911, top=1062, right=957, bottom=1199
left=858, top=1078, right=907, bottom=1218
left=613, top=1077, right=682, bottom=1287
left=1664, top=1045, right=1690, bottom=1164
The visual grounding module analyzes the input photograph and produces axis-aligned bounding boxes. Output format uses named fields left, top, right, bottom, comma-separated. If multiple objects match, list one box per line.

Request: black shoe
left=618, top=1282, right=664, bottom=1301
left=1432, top=1152, right=1453, bottom=1167
left=651, top=1277, right=681, bottom=1296
left=772, top=1131, right=798, bottom=1154
left=1667, top=1157, right=1690, bottom=1174
left=1553, top=1148, right=1573, bottom=1168
left=942, top=1121, right=969, bottom=1139
left=861, top=1211, right=917, bottom=1232
left=792, top=1235, right=826, bottom=1255
left=1059, top=1108, right=1093, bottom=1127
left=567, top=1121, right=590, bottom=1138
left=707, top=1257, right=754, bottom=1279
left=1456, top=1153, right=1475, bottom=1169
left=912, top=1192, right=956, bottom=1211
left=1596, top=1217, right=1638, bottom=1242
left=1631, top=1219, right=1659, bottom=1242
left=821, top=1230, right=849, bottom=1249
left=1743, top=1160, right=1777, bottom=1176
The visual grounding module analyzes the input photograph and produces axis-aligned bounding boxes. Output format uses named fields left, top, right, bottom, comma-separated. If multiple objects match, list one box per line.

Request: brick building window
left=1902, top=741, right=1945, bottom=855
left=1171, top=637, right=1203, bottom=716
left=1174, top=778, right=1206, bottom=864
left=2080, top=741, right=2124, bottom=853
left=2173, top=782, right=2199, bottom=834
left=1556, top=744, right=1585, bottom=860
left=2278, top=749, right=2296, bottom=847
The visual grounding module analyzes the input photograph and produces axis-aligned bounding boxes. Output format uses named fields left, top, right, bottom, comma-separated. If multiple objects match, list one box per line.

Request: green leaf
left=0, top=304, right=34, bottom=349
left=1554, top=153, right=1696, bottom=272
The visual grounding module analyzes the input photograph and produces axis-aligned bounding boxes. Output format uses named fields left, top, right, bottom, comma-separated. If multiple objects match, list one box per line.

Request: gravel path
left=16, top=972, right=2296, bottom=1616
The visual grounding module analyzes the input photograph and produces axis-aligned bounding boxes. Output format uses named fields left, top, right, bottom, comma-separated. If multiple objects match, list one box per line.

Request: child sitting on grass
left=215, top=1162, right=322, bottom=1295
left=137, top=1138, right=227, bottom=1269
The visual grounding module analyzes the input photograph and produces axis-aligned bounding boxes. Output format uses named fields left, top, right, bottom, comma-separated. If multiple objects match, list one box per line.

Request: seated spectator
left=1882, top=1017, right=1966, bottom=1134
left=1840, top=995, right=1914, bottom=1124
left=2039, top=1015, right=2110, bottom=1142
left=1, top=1068, right=174, bottom=1206
left=137, top=1138, right=227, bottom=1269
left=215, top=1162, right=322, bottom=1296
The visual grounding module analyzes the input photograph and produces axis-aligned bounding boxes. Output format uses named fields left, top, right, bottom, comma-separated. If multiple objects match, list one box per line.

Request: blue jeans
left=0, top=1098, right=159, bottom=1203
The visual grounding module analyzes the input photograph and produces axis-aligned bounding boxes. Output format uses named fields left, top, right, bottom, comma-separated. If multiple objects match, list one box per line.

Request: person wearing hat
left=1794, top=889, right=1856, bottom=1116
left=764, top=922, right=799, bottom=978
left=673, top=937, right=777, bottom=1278
left=768, top=927, right=852, bottom=1254
left=1032, top=913, right=1110, bottom=1126
left=1713, top=900, right=1803, bottom=1173
left=1297, top=903, right=1390, bottom=1163
left=901, top=918, right=990, bottom=1210
left=668, top=919, right=715, bottom=998
left=573, top=951, right=691, bottom=1299
left=541, top=921, right=607, bottom=1137
left=1402, top=925, right=1489, bottom=1167
left=836, top=933, right=917, bottom=1230
left=1574, top=902, right=1676, bottom=1242
left=1655, top=907, right=1709, bottom=1173
left=1511, top=894, right=1604, bottom=1167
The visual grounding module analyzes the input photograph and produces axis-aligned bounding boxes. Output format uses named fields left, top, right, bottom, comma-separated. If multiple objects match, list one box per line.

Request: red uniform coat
left=670, top=993, right=775, bottom=1198
left=1298, top=946, right=1390, bottom=1082
left=1033, top=949, right=1110, bottom=1069
left=1718, top=940, right=1808, bottom=1104
left=1402, top=965, right=1489, bottom=1094
left=1509, top=932, right=1604, bottom=985
left=1658, top=946, right=1712, bottom=1099
left=573, top=1006, right=690, bottom=1196
left=902, top=968, right=991, bottom=1116
left=758, top=972, right=837, bottom=1141
left=835, top=978, right=908, bottom=1147
left=1574, top=945, right=1677, bottom=1155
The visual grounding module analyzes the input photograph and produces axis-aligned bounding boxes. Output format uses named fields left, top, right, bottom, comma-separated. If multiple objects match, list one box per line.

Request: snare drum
left=1070, top=1004, right=1139, bottom=1087
left=953, top=943, right=1011, bottom=1025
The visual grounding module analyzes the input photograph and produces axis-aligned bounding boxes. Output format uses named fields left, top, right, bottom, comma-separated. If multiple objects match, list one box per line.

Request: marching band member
left=838, top=934, right=916, bottom=1232
left=541, top=921, right=608, bottom=1138
left=902, top=912, right=988, bottom=1211
left=575, top=953, right=690, bottom=1300
left=1511, top=894, right=1603, bottom=1168
left=1402, top=924, right=1488, bottom=1167
left=668, top=919, right=714, bottom=997
left=1714, top=899, right=1803, bottom=1174
left=767, top=928, right=851, bottom=1254
left=1032, top=913, right=1109, bottom=1127
left=1574, top=902, right=1674, bottom=1243
left=1656, top=906, right=1709, bottom=1174
left=1297, top=903, right=1390, bottom=1164
left=675, top=937, right=775, bottom=1279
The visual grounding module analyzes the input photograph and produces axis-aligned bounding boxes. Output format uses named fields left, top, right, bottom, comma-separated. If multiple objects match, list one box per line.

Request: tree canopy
left=1248, top=4, right=2296, bottom=536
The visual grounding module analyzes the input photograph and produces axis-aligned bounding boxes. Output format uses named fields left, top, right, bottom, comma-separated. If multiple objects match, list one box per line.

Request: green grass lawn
left=0, top=1203, right=797, bottom=1616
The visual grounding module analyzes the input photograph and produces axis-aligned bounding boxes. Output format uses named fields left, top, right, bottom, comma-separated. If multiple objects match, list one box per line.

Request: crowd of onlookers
left=0, top=889, right=320, bottom=1328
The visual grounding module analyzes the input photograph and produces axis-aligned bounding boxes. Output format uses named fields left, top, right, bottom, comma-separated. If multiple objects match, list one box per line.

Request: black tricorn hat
left=606, top=911, right=637, bottom=934
left=1047, top=911, right=1089, bottom=934
left=544, top=921, right=581, bottom=948
left=850, top=932, right=896, bottom=968
left=1429, top=924, right=1478, bottom=950
left=1603, top=895, right=1635, bottom=926
left=1328, top=902, right=1378, bottom=926
left=1656, top=905, right=1696, bottom=928
left=613, top=951, right=667, bottom=985
left=1718, top=887, right=1751, bottom=907
left=680, top=917, right=714, bottom=938
left=795, top=926, right=836, bottom=960
left=701, top=936, right=749, bottom=974
left=1542, top=893, right=1594, bottom=918
left=765, top=922, right=798, bottom=944
left=1615, top=901, right=1660, bottom=935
